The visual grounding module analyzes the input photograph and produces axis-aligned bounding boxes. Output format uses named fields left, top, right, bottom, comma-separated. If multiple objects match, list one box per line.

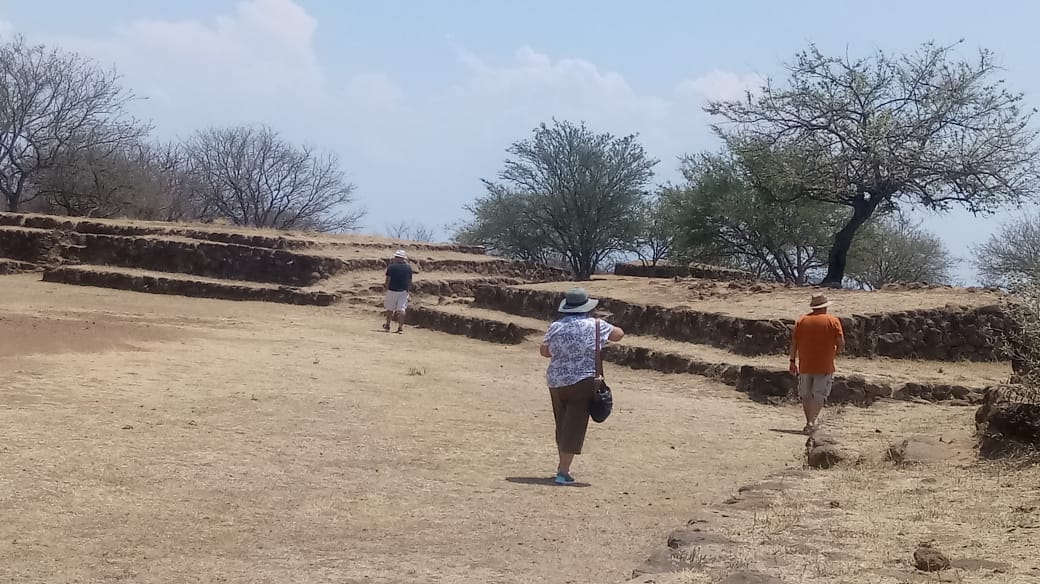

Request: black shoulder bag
left=589, top=319, right=613, bottom=423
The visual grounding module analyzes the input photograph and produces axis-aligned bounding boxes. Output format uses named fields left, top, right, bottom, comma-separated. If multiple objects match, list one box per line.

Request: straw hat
left=809, top=293, right=832, bottom=310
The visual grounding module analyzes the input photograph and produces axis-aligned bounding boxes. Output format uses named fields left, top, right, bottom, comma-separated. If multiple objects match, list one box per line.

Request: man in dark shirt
left=383, top=250, right=414, bottom=333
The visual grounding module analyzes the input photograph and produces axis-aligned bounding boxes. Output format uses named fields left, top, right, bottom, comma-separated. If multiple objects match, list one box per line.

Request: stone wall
left=1, top=227, right=568, bottom=288
left=43, top=267, right=339, bottom=306
left=472, top=285, right=1010, bottom=361
left=406, top=304, right=987, bottom=405
left=614, top=261, right=756, bottom=282
left=68, top=234, right=342, bottom=286
left=0, top=227, right=72, bottom=264
left=408, top=306, right=537, bottom=344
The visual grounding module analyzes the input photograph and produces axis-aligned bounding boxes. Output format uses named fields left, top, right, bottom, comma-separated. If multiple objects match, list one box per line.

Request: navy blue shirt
left=386, top=262, right=413, bottom=292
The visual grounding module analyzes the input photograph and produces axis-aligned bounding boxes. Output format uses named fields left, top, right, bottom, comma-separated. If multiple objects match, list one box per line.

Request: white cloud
left=47, top=0, right=326, bottom=132
left=676, top=70, right=765, bottom=102
left=0, top=19, right=12, bottom=39
left=12, top=1, right=745, bottom=234
left=450, top=46, right=670, bottom=124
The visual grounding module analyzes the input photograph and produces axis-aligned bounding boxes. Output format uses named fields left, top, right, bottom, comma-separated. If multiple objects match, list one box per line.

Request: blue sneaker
left=554, top=472, right=577, bottom=486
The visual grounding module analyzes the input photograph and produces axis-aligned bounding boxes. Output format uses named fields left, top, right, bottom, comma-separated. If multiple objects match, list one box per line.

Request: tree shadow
left=505, top=476, right=591, bottom=488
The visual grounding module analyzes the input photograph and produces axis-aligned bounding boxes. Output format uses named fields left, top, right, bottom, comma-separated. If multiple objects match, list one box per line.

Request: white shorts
left=384, top=290, right=409, bottom=312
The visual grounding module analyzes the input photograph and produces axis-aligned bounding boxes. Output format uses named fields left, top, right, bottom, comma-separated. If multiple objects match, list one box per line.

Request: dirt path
left=0, top=276, right=809, bottom=584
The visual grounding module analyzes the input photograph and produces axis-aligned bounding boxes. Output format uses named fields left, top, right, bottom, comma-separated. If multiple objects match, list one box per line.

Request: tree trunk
left=821, top=199, right=876, bottom=286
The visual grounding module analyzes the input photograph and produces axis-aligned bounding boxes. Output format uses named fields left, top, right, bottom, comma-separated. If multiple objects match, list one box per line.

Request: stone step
left=0, top=258, right=41, bottom=275
left=469, top=283, right=1009, bottom=363
left=410, top=302, right=1008, bottom=405
left=42, top=265, right=339, bottom=306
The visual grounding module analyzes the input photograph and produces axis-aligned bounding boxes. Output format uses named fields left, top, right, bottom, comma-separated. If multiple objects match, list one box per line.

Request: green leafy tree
left=452, top=185, right=555, bottom=263
left=846, top=214, right=956, bottom=289
left=706, top=41, right=1040, bottom=286
left=626, top=193, right=675, bottom=267
left=474, top=120, right=658, bottom=279
left=664, top=151, right=844, bottom=284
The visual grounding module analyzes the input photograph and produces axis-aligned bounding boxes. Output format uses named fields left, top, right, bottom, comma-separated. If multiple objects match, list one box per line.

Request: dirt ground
left=2, top=275, right=1034, bottom=584
left=642, top=403, right=1040, bottom=584
left=1, top=274, right=812, bottom=584
left=521, top=277, right=1002, bottom=320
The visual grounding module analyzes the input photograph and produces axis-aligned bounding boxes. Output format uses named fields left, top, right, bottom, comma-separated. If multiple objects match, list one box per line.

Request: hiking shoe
left=554, top=472, right=577, bottom=486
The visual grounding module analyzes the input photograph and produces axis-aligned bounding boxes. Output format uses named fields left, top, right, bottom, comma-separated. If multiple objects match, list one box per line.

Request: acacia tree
left=183, top=125, right=364, bottom=232
left=846, top=214, right=956, bottom=289
left=973, top=213, right=1040, bottom=287
left=453, top=185, right=556, bottom=264
left=706, top=42, right=1040, bottom=286
left=664, top=151, right=844, bottom=284
left=480, top=120, right=657, bottom=279
left=626, top=193, right=674, bottom=267
left=0, top=36, right=146, bottom=212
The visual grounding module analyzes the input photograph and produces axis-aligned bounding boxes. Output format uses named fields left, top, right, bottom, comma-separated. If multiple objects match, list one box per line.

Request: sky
left=3, top=0, right=1040, bottom=284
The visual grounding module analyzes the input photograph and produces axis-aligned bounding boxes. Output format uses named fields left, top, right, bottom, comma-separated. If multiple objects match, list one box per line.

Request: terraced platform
left=0, top=212, right=569, bottom=305
left=407, top=301, right=1011, bottom=405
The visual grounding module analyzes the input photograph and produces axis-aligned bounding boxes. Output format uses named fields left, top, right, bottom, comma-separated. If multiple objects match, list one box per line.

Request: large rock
left=975, top=384, right=1040, bottom=458
left=806, top=432, right=858, bottom=469
left=914, top=544, right=951, bottom=572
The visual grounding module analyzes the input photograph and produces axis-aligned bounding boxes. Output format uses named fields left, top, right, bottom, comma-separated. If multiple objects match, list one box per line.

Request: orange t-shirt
left=793, top=313, right=844, bottom=374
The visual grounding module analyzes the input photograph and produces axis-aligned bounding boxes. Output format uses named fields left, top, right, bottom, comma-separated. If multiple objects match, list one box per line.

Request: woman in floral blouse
left=539, top=287, right=625, bottom=485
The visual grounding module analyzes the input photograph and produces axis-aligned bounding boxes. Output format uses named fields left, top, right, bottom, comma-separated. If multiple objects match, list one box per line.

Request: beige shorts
left=383, top=290, right=409, bottom=312
left=798, top=374, right=833, bottom=403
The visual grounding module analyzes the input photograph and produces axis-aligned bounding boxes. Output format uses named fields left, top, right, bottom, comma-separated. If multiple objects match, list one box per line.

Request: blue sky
left=3, top=0, right=1040, bottom=283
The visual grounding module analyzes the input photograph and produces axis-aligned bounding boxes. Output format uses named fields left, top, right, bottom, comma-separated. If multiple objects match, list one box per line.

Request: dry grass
left=521, top=277, right=1001, bottom=320
left=1, top=273, right=1035, bottom=584
left=0, top=274, right=812, bottom=584
left=642, top=403, right=1040, bottom=584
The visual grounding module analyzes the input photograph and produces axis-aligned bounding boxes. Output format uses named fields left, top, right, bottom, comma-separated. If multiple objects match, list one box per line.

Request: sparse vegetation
left=974, top=213, right=1040, bottom=288
left=846, top=214, right=956, bottom=289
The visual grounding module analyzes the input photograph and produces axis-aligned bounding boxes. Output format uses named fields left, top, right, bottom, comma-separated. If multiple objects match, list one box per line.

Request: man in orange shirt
left=789, top=293, right=845, bottom=434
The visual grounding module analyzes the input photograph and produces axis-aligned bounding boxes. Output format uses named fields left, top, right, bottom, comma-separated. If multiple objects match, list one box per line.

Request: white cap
left=393, top=249, right=407, bottom=258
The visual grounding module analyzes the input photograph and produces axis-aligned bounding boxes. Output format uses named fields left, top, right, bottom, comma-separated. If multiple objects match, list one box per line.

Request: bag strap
left=594, top=318, right=604, bottom=379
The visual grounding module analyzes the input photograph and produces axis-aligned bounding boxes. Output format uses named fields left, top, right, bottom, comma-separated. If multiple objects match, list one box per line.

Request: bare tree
left=385, top=221, right=437, bottom=242
left=846, top=214, right=956, bottom=289
left=32, top=138, right=202, bottom=220
left=707, top=41, right=1040, bottom=285
left=973, top=213, right=1040, bottom=287
left=0, top=35, right=146, bottom=212
left=183, top=125, right=364, bottom=232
